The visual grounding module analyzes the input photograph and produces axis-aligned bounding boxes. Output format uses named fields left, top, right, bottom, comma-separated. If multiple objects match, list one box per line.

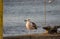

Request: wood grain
left=3, top=34, right=60, bottom=39
left=0, top=0, right=3, bottom=39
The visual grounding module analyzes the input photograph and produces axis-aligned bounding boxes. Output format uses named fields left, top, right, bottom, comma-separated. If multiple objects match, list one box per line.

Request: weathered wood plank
left=3, top=34, right=60, bottom=39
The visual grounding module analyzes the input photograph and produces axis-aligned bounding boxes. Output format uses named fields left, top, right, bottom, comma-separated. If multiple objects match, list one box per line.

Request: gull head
left=24, top=18, right=30, bottom=22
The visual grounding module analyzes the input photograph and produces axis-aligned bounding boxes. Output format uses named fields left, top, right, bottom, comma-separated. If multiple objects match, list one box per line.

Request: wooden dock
left=3, top=33, right=60, bottom=39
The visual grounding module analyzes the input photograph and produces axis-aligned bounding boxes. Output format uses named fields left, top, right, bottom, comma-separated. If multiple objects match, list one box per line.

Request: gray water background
left=3, top=0, right=60, bottom=37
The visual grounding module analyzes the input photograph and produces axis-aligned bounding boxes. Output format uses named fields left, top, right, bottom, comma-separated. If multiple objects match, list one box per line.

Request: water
left=3, top=0, right=60, bottom=37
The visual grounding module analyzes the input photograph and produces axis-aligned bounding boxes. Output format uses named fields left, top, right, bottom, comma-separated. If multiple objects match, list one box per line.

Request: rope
left=44, top=0, right=46, bottom=26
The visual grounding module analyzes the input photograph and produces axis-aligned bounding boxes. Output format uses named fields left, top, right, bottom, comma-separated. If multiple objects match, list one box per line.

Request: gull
left=24, top=19, right=37, bottom=30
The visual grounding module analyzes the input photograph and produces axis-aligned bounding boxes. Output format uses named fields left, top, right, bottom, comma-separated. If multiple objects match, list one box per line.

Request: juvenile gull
left=24, top=19, right=37, bottom=30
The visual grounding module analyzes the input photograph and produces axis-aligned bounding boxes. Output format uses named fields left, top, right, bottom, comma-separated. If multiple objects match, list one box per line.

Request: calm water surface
left=3, top=0, right=60, bottom=36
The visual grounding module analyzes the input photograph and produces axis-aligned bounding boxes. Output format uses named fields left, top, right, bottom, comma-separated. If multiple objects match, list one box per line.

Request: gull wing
left=31, top=22, right=37, bottom=29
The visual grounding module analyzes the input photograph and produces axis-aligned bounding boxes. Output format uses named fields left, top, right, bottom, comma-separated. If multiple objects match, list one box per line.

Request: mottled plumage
left=43, top=26, right=60, bottom=34
left=31, top=22, right=37, bottom=29
left=24, top=19, right=37, bottom=30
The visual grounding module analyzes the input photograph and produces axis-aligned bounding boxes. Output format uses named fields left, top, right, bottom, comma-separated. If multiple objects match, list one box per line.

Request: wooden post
left=0, top=0, right=3, bottom=39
